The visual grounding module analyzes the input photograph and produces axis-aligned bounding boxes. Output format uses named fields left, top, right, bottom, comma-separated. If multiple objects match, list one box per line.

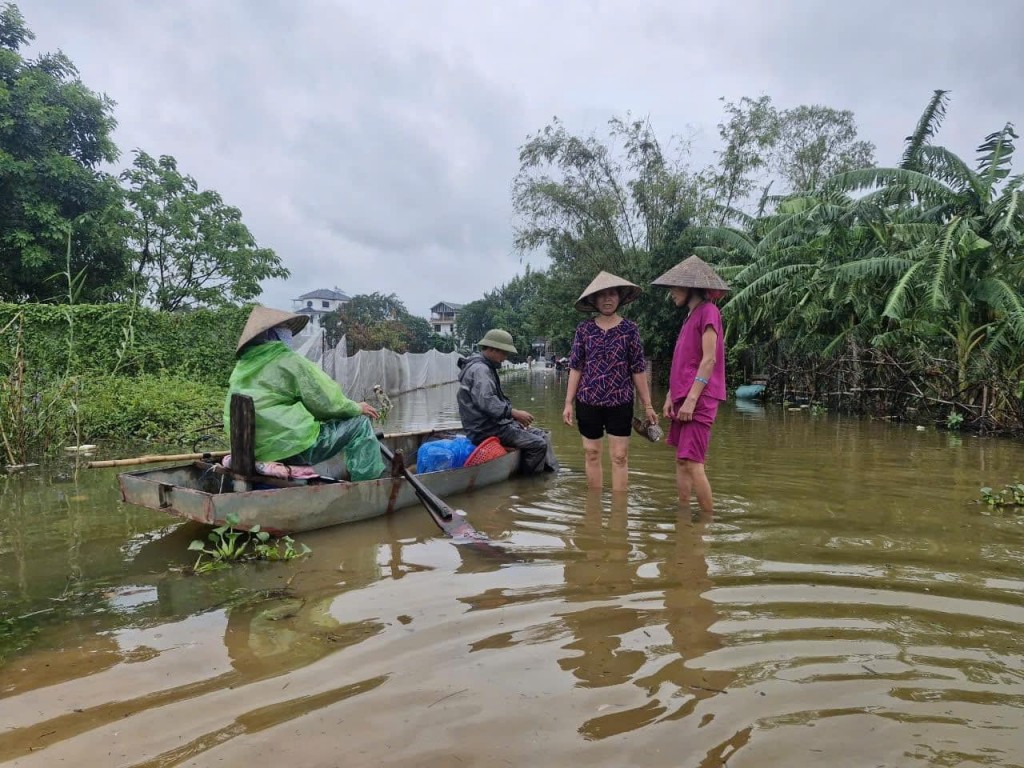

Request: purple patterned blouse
left=569, top=318, right=647, bottom=407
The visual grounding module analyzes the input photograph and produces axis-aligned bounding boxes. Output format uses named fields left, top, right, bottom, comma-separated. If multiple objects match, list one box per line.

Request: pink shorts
left=666, top=398, right=719, bottom=464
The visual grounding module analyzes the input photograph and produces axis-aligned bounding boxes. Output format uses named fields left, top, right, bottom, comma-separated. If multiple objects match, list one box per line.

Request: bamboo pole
left=84, top=423, right=464, bottom=470
left=85, top=451, right=229, bottom=469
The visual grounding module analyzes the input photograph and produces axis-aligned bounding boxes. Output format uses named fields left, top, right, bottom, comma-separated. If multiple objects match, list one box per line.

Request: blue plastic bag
left=449, top=435, right=474, bottom=467
left=416, top=436, right=474, bottom=473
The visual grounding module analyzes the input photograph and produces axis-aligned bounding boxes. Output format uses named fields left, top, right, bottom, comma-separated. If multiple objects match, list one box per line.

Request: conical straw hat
left=575, top=271, right=642, bottom=313
left=236, top=306, right=310, bottom=354
left=651, top=255, right=730, bottom=291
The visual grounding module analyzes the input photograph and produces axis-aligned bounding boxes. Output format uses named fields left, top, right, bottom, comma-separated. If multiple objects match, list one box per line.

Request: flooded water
left=2, top=371, right=1024, bottom=767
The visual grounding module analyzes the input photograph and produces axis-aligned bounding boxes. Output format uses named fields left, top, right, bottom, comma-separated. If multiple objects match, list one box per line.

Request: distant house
left=293, top=287, right=350, bottom=334
left=429, top=301, right=463, bottom=337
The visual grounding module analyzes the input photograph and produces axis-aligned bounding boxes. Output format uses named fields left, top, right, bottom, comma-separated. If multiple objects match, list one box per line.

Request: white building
left=293, top=287, right=350, bottom=334
left=429, top=301, right=463, bottom=337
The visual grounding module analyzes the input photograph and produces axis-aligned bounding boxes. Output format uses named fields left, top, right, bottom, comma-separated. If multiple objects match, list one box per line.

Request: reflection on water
left=732, top=397, right=766, bottom=418
left=2, top=369, right=1024, bottom=766
left=557, top=491, right=731, bottom=740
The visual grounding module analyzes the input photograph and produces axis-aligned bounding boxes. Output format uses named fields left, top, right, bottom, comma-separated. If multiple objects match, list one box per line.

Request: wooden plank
left=229, top=394, right=256, bottom=491
left=229, top=394, right=256, bottom=475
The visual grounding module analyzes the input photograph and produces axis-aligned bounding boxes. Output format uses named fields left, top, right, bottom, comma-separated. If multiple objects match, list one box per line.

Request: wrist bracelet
left=695, top=376, right=709, bottom=385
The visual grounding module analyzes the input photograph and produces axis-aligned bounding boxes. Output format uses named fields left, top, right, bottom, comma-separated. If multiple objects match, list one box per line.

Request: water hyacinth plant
left=188, top=513, right=311, bottom=573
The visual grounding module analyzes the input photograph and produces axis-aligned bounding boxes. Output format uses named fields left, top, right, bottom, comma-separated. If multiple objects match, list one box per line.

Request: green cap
left=477, top=328, right=517, bottom=354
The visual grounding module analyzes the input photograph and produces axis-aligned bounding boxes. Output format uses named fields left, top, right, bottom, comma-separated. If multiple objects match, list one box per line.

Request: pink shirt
left=669, top=301, right=726, bottom=404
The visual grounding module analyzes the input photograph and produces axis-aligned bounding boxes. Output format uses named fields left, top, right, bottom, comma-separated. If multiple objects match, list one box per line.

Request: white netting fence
left=293, top=328, right=462, bottom=401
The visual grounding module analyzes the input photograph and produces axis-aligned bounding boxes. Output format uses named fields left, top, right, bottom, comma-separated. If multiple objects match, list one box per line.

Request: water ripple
left=4, top=377, right=1024, bottom=766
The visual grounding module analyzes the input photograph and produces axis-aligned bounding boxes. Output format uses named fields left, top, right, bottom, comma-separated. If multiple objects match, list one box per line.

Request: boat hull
left=117, top=431, right=520, bottom=535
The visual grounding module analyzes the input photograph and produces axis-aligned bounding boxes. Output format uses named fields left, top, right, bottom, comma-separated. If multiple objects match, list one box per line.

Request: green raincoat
left=224, top=341, right=373, bottom=469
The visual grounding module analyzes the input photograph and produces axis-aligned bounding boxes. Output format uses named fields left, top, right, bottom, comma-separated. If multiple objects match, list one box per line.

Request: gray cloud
left=22, top=0, right=1023, bottom=315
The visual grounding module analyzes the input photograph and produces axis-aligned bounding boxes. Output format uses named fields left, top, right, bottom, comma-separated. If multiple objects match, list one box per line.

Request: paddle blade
left=440, top=509, right=489, bottom=541
left=379, top=441, right=487, bottom=540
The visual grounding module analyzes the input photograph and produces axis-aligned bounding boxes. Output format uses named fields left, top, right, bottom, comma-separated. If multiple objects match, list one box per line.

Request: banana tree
left=828, top=97, right=1024, bottom=393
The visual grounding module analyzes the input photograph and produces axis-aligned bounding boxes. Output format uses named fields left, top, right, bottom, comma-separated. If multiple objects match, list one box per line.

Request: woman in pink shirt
left=651, top=256, right=730, bottom=516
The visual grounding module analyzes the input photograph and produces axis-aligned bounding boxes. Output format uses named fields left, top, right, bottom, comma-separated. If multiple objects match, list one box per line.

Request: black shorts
left=575, top=400, right=633, bottom=440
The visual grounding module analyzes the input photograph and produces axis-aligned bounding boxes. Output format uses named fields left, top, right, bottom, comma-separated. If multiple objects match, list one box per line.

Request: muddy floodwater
left=2, top=372, right=1024, bottom=767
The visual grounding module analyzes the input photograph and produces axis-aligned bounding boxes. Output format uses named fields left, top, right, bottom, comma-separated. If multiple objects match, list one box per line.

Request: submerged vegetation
left=979, top=482, right=1024, bottom=508
left=188, top=514, right=311, bottom=573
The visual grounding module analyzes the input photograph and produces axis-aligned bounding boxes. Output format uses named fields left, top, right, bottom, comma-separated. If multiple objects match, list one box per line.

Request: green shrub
left=1, top=303, right=248, bottom=459
left=0, top=303, right=251, bottom=384
left=71, top=374, right=227, bottom=444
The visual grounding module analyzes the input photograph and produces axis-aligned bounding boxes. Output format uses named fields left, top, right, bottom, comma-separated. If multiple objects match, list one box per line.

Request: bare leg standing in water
left=676, top=459, right=714, bottom=516
left=581, top=436, right=604, bottom=489
left=608, top=435, right=630, bottom=493
left=578, top=435, right=632, bottom=492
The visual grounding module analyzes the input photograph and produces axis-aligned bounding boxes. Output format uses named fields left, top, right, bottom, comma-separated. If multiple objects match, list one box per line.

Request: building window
left=434, top=324, right=441, bottom=332
left=306, top=301, right=313, bottom=308
left=322, top=300, right=330, bottom=308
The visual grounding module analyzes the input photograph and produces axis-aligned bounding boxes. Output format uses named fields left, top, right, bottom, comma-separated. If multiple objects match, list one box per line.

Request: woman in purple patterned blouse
left=562, top=271, right=657, bottom=492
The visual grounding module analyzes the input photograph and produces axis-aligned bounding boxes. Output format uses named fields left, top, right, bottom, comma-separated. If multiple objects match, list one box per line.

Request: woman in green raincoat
left=224, top=306, right=386, bottom=481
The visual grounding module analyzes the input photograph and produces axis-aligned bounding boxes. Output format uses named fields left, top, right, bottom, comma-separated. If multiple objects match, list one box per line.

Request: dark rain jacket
left=457, top=353, right=513, bottom=443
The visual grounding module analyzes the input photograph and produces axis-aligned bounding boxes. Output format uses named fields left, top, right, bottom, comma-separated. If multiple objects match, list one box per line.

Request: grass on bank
left=1, top=374, right=226, bottom=461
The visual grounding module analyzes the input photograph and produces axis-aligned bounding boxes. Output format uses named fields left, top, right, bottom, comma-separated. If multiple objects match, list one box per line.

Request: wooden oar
left=378, top=442, right=487, bottom=540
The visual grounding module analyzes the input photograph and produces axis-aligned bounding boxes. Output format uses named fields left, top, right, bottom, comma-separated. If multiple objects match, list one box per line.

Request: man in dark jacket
left=457, top=329, right=558, bottom=474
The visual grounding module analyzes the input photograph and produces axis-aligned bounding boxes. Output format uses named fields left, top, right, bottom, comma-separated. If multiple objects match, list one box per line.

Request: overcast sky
left=23, top=0, right=1023, bottom=317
